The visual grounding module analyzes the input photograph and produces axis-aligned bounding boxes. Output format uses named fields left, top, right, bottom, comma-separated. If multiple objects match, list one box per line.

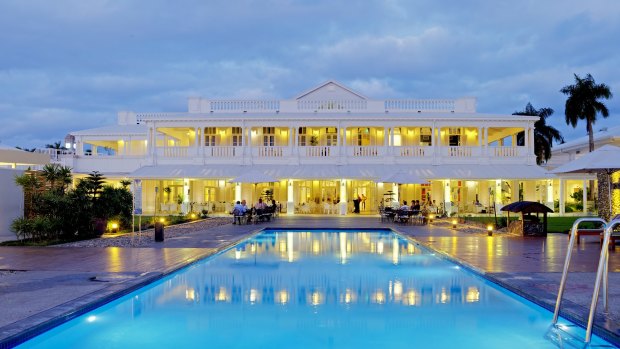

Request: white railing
left=345, top=146, right=384, bottom=157
left=204, top=146, right=240, bottom=157
left=157, top=147, right=192, bottom=158
left=491, top=146, right=523, bottom=157
left=444, top=146, right=477, bottom=157
left=395, top=146, right=429, bottom=157
left=385, top=99, right=455, bottom=112
left=299, top=146, right=337, bottom=157
left=297, top=99, right=367, bottom=111
left=209, top=99, right=280, bottom=111
left=253, top=146, right=287, bottom=158
left=35, top=148, right=75, bottom=161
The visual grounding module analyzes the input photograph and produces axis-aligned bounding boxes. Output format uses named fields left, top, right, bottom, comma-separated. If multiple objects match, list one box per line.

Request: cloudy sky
left=0, top=0, right=618, bottom=148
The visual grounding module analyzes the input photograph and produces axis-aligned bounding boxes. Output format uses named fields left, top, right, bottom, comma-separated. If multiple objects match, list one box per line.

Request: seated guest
left=255, top=198, right=266, bottom=210
left=412, top=200, right=421, bottom=211
left=400, top=200, right=410, bottom=211
left=232, top=200, right=246, bottom=224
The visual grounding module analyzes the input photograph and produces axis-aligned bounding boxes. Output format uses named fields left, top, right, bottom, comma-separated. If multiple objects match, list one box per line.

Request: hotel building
left=58, top=81, right=555, bottom=216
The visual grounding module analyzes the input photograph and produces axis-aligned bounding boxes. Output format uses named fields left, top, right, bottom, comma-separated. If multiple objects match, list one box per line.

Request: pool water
left=18, top=230, right=616, bottom=348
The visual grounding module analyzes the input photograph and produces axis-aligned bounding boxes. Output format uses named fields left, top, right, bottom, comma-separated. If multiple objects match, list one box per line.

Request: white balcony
left=393, top=146, right=432, bottom=158
left=251, top=146, right=289, bottom=158
left=298, top=146, right=338, bottom=158
left=156, top=147, right=196, bottom=158
left=204, top=146, right=242, bottom=158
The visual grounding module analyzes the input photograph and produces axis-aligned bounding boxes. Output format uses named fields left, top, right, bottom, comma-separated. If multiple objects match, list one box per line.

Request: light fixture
left=487, top=224, right=494, bottom=236
left=452, top=219, right=457, bottom=229
left=429, top=214, right=434, bottom=223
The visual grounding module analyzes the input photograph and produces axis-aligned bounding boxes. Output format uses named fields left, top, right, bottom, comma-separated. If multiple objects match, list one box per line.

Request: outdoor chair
left=232, top=208, right=247, bottom=225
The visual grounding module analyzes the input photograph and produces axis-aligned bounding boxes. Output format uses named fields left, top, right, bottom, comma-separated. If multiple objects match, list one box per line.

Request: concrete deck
left=1, top=216, right=619, bottom=347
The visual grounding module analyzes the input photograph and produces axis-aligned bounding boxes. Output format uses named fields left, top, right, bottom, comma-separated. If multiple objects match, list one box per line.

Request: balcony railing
left=394, top=146, right=430, bottom=157
left=490, top=146, right=524, bottom=157
left=252, top=146, right=288, bottom=158
left=345, top=146, right=385, bottom=157
left=204, top=146, right=241, bottom=157
left=443, top=146, right=479, bottom=157
left=157, top=147, right=194, bottom=158
left=299, top=146, right=337, bottom=157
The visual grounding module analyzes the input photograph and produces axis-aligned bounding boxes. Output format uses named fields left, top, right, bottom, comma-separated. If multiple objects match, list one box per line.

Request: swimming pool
left=16, top=229, right=616, bottom=348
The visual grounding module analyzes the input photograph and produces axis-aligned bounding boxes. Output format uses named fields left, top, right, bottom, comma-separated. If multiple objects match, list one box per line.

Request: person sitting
left=232, top=200, right=246, bottom=224
left=400, top=200, right=410, bottom=211
left=255, top=198, right=266, bottom=210
left=412, top=200, right=421, bottom=212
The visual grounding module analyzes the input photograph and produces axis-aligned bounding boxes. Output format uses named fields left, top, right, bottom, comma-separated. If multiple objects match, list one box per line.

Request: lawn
left=462, top=215, right=595, bottom=234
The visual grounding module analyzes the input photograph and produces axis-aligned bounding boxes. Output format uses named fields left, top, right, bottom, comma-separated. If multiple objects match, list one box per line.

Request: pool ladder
left=552, top=217, right=620, bottom=345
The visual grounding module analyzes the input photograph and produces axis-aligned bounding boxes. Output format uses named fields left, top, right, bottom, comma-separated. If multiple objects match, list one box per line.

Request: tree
left=560, top=73, right=613, bottom=152
left=45, top=141, right=66, bottom=150
left=41, top=164, right=72, bottom=193
left=513, top=103, right=564, bottom=165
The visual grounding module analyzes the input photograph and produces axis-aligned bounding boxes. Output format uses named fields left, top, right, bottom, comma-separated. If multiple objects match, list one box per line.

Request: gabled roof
left=553, top=125, right=620, bottom=152
left=295, top=80, right=368, bottom=100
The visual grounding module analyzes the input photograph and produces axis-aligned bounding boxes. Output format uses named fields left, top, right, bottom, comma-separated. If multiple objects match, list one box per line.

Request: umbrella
left=551, top=145, right=620, bottom=218
left=229, top=170, right=278, bottom=204
left=380, top=171, right=427, bottom=204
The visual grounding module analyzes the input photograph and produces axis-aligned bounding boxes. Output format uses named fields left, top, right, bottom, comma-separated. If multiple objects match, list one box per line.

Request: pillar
left=287, top=179, right=294, bottom=215
left=484, top=127, right=488, bottom=156
left=583, top=179, right=588, bottom=213
left=444, top=180, right=451, bottom=214
left=182, top=178, right=190, bottom=214
left=546, top=179, right=554, bottom=208
left=393, top=183, right=399, bottom=204
left=384, top=127, right=388, bottom=146
left=559, top=178, right=565, bottom=215
left=340, top=179, right=348, bottom=215
left=235, top=182, right=241, bottom=202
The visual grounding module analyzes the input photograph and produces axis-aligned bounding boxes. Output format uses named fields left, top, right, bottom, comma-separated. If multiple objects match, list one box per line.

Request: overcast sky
left=0, top=0, right=618, bottom=148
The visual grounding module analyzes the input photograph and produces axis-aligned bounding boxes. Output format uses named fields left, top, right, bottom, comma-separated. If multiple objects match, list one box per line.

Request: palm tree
left=513, top=103, right=564, bottom=165
left=560, top=73, right=613, bottom=152
left=45, top=141, right=66, bottom=150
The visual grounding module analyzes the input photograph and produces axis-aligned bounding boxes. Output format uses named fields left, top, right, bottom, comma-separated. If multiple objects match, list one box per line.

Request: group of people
left=232, top=198, right=278, bottom=224
left=399, top=200, right=422, bottom=211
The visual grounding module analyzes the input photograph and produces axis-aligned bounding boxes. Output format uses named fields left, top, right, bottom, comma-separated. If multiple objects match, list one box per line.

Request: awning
left=127, top=163, right=552, bottom=180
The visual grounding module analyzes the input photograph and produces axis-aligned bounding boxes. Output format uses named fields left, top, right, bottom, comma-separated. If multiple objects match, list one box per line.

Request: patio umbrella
left=551, top=145, right=620, bottom=218
left=380, top=171, right=428, bottom=204
left=229, top=170, right=278, bottom=204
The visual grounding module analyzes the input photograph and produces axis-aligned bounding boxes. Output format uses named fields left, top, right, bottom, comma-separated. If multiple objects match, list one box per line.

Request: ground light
left=487, top=224, right=494, bottom=236
left=159, top=217, right=166, bottom=224
left=190, top=213, right=197, bottom=219
left=429, top=214, right=434, bottom=223
left=452, top=219, right=457, bottom=229
left=110, top=222, right=119, bottom=234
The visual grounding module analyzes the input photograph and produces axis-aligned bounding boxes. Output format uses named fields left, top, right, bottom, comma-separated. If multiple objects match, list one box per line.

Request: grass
left=462, top=215, right=601, bottom=234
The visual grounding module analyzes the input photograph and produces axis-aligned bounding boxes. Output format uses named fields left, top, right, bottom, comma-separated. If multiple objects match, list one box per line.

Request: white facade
left=60, top=81, right=551, bottom=215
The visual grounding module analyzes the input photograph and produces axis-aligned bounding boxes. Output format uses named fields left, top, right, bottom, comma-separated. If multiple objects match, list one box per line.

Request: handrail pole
left=553, top=217, right=607, bottom=324
left=585, top=219, right=620, bottom=344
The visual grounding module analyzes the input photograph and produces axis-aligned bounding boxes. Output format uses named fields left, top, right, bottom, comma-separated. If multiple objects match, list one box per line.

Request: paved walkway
left=1, top=216, right=619, bottom=346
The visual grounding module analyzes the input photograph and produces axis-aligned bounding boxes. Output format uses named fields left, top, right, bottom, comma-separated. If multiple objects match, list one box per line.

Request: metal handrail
left=584, top=218, right=620, bottom=343
left=552, top=217, right=607, bottom=327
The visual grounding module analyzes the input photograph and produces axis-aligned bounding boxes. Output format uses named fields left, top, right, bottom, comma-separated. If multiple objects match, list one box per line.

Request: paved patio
left=1, top=216, right=619, bottom=347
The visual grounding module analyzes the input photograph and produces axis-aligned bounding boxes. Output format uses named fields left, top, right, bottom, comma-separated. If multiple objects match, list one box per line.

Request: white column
left=182, top=178, right=190, bottom=214
left=235, top=182, right=241, bottom=202
left=384, top=127, right=388, bottom=146
left=583, top=179, right=588, bottom=213
left=287, top=179, right=295, bottom=215
left=547, top=179, right=554, bottom=208
left=194, top=127, right=199, bottom=156
left=559, top=178, right=565, bottom=215
left=484, top=127, right=488, bottom=156
left=524, top=126, right=529, bottom=148
left=77, top=137, right=84, bottom=156
left=393, top=183, right=399, bottom=205
left=340, top=179, right=348, bottom=215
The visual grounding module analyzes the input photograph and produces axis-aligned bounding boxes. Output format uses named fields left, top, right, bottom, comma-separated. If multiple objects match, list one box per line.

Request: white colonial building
left=58, top=81, right=556, bottom=216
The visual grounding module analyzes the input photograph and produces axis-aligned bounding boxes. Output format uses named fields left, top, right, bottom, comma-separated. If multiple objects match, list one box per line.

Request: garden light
left=487, top=224, right=494, bottom=236
left=190, top=213, right=197, bottom=219
left=159, top=217, right=166, bottom=224
left=452, top=219, right=457, bottom=229
left=429, top=214, right=434, bottom=223
left=110, top=222, right=119, bottom=234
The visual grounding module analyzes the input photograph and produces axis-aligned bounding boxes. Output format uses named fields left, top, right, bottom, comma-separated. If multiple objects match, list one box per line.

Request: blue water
left=17, top=230, right=615, bottom=348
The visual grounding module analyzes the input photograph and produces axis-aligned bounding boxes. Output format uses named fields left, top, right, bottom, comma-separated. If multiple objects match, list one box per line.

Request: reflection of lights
left=438, top=287, right=449, bottom=304
left=407, top=243, right=415, bottom=255
left=311, top=291, right=323, bottom=306
left=393, top=281, right=403, bottom=301
left=278, top=290, right=289, bottom=305
left=86, top=315, right=97, bottom=323
left=392, top=237, right=399, bottom=265
left=312, top=240, right=321, bottom=254
left=250, top=243, right=256, bottom=253
left=250, top=289, right=258, bottom=303
left=377, top=241, right=384, bottom=254
left=185, top=288, right=195, bottom=301
left=235, top=250, right=242, bottom=260
left=342, top=288, right=356, bottom=304
left=216, top=287, right=229, bottom=302
left=287, top=232, right=295, bottom=262
left=404, top=290, right=418, bottom=306
left=466, top=287, right=480, bottom=303
left=279, top=239, right=287, bottom=252
left=373, top=290, right=386, bottom=304
left=340, top=232, right=347, bottom=264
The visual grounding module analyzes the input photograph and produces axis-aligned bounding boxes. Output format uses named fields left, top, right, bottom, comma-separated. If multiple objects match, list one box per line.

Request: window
left=326, top=127, right=338, bottom=146
left=204, top=187, right=216, bottom=202
left=263, top=127, right=275, bottom=146
left=204, top=127, right=216, bottom=147
left=298, top=127, right=307, bottom=146
left=232, top=127, right=243, bottom=146
left=448, top=128, right=461, bottom=147
left=357, top=128, right=370, bottom=146
left=420, top=127, right=432, bottom=146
